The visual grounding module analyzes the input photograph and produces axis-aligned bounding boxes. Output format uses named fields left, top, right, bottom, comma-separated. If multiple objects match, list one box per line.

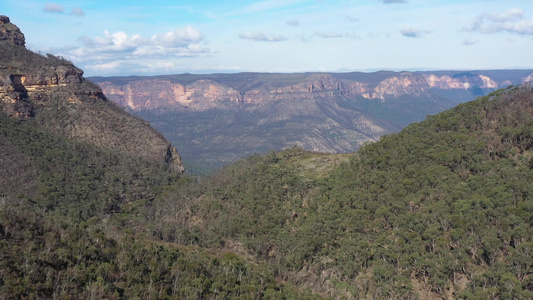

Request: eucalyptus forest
left=2, top=82, right=533, bottom=298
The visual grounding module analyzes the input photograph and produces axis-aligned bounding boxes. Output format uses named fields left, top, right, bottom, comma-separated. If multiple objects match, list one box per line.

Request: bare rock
left=0, top=16, right=25, bottom=47
left=0, top=16, right=10, bottom=24
left=0, top=17, right=185, bottom=173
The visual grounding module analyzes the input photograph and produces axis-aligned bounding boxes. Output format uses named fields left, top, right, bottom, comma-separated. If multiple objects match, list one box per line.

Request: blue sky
left=3, top=0, right=533, bottom=76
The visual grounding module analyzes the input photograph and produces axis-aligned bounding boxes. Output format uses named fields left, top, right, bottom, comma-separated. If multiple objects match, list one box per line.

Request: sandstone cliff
left=94, top=71, right=531, bottom=112
left=0, top=16, right=25, bottom=46
left=91, top=70, right=532, bottom=173
left=0, top=16, right=184, bottom=173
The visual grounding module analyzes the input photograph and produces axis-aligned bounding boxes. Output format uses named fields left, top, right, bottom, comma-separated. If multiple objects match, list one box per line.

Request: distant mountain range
left=90, top=70, right=533, bottom=173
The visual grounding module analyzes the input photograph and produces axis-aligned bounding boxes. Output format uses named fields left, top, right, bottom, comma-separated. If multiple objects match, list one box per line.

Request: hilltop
left=0, top=16, right=183, bottom=172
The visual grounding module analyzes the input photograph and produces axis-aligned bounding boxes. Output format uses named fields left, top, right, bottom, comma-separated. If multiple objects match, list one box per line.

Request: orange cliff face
left=97, top=74, right=361, bottom=111
left=98, top=79, right=242, bottom=111
left=96, top=71, right=533, bottom=112
left=90, top=70, right=533, bottom=170
left=0, top=63, right=100, bottom=118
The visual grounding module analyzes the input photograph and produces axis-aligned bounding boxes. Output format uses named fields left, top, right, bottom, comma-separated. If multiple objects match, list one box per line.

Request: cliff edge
left=0, top=16, right=184, bottom=173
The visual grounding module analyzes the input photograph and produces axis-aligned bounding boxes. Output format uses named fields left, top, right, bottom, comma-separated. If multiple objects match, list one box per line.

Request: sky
left=2, top=0, right=533, bottom=76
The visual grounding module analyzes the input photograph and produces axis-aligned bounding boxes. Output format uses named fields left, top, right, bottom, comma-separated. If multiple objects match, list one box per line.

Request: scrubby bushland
left=146, top=85, right=533, bottom=299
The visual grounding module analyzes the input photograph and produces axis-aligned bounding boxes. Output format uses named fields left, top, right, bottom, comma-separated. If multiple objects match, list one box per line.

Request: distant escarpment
left=0, top=16, right=184, bottom=172
left=94, top=71, right=531, bottom=111
left=92, top=70, right=533, bottom=173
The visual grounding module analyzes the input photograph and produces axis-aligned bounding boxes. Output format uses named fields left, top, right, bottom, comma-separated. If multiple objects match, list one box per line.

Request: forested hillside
left=0, top=17, right=312, bottom=299
left=142, top=85, right=533, bottom=299
left=3, top=84, right=533, bottom=298
left=0, top=111, right=317, bottom=299
left=4, top=10, right=533, bottom=300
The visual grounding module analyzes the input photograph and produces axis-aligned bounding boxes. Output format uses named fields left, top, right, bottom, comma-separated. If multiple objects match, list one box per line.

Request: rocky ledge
left=0, top=16, right=185, bottom=173
left=0, top=15, right=25, bottom=46
left=96, top=71, right=533, bottom=112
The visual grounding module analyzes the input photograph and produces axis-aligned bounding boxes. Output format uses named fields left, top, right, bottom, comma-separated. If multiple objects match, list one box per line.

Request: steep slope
left=145, top=85, right=533, bottom=299
left=0, top=17, right=321, bottom=299
left=91, top=70, right=533, bottom=173
left=0, top=16, right=184, bottom=172
left=0, top=66, right=321, bottom=300
left=0, top=111, right=171, bottom=218
left=0, top=15, right=187, bottom=218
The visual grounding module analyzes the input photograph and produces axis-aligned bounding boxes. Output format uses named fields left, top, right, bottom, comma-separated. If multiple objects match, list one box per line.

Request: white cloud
left=88, top=61, right=123, bottom=72
left=286, top=20, right=300, bottom=26
left=132, top=45, right=171, bottom=57
left=314, top=31, right=362, bottom=39
left=468, top=8, right=533, bottom=36
left=44, top=2, right=64, bottom=13
left=315, top=31, right=344, bottom=38
left=400, top=26, right=431, bottom=38
left=58, top=27, right=209, bottom=68
left=487, top=8, right=524, bottom=23
left=136, top=61, right=178, bottom=74
left=239, top=31, right=288, bottom=42
left=151, top=26, right=204, bottom=46
left=79, top=30, right=144, bottom=51
left=70, top=7, right=85, bottom=16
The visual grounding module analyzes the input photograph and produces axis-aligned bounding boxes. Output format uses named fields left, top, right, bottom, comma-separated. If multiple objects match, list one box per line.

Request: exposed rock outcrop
left=0, top=17, right=184, bottom=173
left=0, top=16, right=25, bottom=47
left=91, top=70, right=532, bottom=172
left=99, top=79, right=241, bottom=111
left=523, top=72, right=533, bottom=84
left=95, top=71, right=528, bottom=111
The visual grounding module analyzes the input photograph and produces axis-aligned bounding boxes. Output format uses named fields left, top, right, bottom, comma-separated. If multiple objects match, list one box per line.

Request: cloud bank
left=468, top=8, right=533, bottom=35
left=239, top=31, right=288, bottom=42
left=59, top=26, right=209, bottom=72
left=315, top=31, right=344, bottom=38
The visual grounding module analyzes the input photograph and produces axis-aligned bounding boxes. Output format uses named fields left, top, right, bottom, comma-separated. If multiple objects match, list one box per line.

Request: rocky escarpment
left=0, top=17, right=184, bottom=173
left=95, top=71, right=532, bottom=112
left=0, top=16, right=25, bottom=46
left=98, top=79, right=242, bottom=111
left=0, top=62, right=99, bottom=118
left=96, top=74, right=352, bottom=111
left=91, top=70, right=533, bottom=173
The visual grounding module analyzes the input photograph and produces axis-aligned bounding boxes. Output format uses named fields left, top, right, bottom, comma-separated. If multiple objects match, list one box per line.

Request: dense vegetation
left=0, top=112, right=172, bottom=219
left=0, top=111, right=316, bottom=299
left=2, top=54, right=533, bottom=298
left=0, top=201, right=316, bottom=299
left=1, top=32, right=315, bottom=299
left=143, top=85, right=533, bottom=299
left=0, top=40, right=74, bottom=73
